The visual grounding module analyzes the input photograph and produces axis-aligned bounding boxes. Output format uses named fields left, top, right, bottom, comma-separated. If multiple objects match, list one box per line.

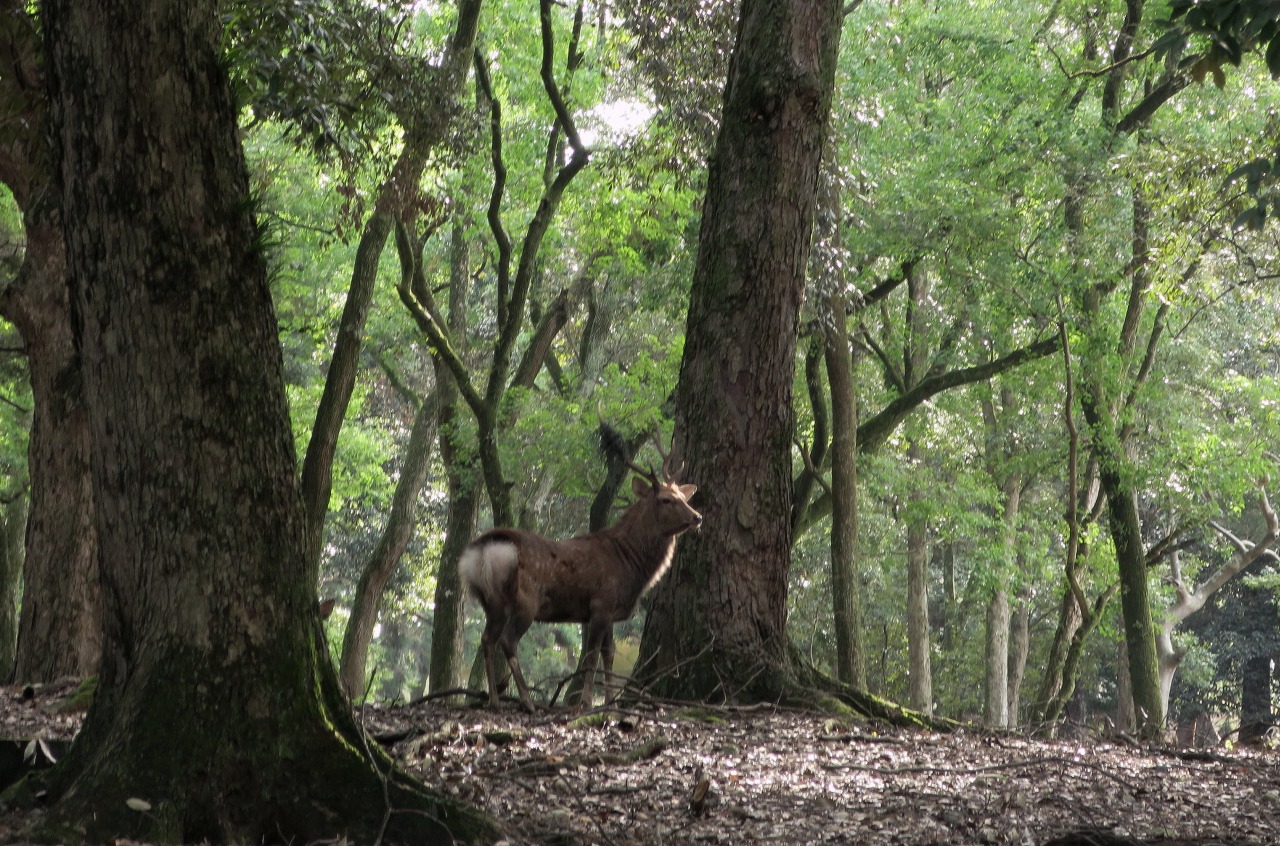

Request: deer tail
left=459, top=539, right=519, bottom=606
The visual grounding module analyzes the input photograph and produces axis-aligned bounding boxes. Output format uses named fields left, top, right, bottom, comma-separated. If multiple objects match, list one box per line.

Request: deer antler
left=624, top=431, right=685, bottom=487
left=652, top=432, right=685, bottom=482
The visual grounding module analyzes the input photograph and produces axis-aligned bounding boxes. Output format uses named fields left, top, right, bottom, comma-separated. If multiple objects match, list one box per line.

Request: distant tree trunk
left=1115, top=638, right=1135, bottom=732
left=905, top=442, right=932, bottom=715
left=985, top=589, right=1010, bottom=728
left=984, top=469, right=1019, bottom=728
left=826, top=293, right=864, bottom=689
left=0, top=496, right=25, bottom=680
left=1239, top=654, right=1274, bottom=745
left=1007, top=587, right=1030, bottom=727
left=1035, top=588, right=1082, bottom=723
left=810, top=165, right=865, bottom=691
left=297, top=0, right=482, bottom=577
left=0, top=4, right=100, bottom=684
left=3, top=201, right=99, bottom=683
left=428, top=222, right=478, bottom=695
left=338, top=389, right=439, bottom=698
left=35, top=3, right=496, bottom=841
left=636, top=0, right=843, bottom=703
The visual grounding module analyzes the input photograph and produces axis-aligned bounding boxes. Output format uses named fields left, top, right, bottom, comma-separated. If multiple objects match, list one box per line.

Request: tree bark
left=826, top=292, right=864, bottom=689
left=1035, top=587, right=1083, bottom=723
left=1007, top=587, right=1030, bottom=727
left=0, top=9, right=99, bottom=682
left=428, top=221, right=479, bottom=695
left=0, top=496, right=25, bottom=680
left=297, top=0, right=483, bottom=577
left=984, top=588, right=1010, bottom=728
left=35, top=3, right=497, bottom=841
left=338, top=388, right=439, bottom=698
left=905, top=449, right=933, bottom=715
left=635, top=0, right=843, bottom=703
left=1240, top=653, right=1274, bottom=744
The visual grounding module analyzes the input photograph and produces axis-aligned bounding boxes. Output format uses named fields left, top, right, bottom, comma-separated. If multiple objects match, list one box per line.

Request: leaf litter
left=1, top=682, right=1277, bottom=845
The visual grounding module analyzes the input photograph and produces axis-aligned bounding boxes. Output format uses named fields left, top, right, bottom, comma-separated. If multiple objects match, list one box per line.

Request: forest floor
left=1, top=681, right=1278, bottom=845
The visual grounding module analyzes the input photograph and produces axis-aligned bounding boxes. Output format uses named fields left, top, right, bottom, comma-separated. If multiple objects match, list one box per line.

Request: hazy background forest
left=3, top=0, right=1280, bottom=740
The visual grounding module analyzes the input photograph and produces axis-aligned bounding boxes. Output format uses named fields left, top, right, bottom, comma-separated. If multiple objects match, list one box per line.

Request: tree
left=635, top=0, right=844, bottom=704
left=0, top=0, right=100, bottom=682
left=31, top=1, right=497, bottom=841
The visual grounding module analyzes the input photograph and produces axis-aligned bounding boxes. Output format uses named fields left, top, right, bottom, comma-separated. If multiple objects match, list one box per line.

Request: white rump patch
left=459, top=540, right=519, bottom=605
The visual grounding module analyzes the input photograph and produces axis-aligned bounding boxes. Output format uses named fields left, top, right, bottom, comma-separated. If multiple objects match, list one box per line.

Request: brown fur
left=461, top=474, right=701, bottom=709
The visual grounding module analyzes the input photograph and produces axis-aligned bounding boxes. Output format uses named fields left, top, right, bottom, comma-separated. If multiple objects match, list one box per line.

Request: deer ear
left=632, top=475, right=650, bottom=497
left=679, top=484, right=697, bottom=499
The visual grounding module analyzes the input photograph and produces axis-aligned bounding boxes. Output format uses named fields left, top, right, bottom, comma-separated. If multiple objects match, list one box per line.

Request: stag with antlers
left=460, top=438, right=701, bottom=710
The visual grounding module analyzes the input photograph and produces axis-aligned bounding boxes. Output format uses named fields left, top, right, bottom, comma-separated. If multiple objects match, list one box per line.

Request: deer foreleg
left=580, top=617, right=612, bottom=709
left=601, top=625, right=618, bottom=704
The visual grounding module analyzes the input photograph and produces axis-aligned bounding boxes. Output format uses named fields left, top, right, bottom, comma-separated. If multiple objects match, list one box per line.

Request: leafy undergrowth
left=2, top=681, right=1278, bottom=845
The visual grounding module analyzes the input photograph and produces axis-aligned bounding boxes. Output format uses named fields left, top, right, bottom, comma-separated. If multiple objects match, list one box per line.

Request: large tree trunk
left=35, top=3, right=496, bottom=842
left=635, top=0, right=843, bottom=703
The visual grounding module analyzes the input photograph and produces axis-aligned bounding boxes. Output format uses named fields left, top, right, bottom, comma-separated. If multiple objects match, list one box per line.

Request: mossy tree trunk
left=635, top=0, right=843, bottom=703
left=36, top=2, right=498, bottom=842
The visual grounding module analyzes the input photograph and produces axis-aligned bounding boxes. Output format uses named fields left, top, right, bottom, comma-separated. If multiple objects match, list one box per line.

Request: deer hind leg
left=479, top=612, right=508, bottom=707
left=498, top=612, right=536, bottom=711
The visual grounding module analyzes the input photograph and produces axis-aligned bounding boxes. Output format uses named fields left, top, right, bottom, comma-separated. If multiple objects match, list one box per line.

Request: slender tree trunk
left=0, top=496, right=25, bottom=680
left=1007, top=588, right=1030, bottom=727
left=826, top=295, right=864, bottom=689
left=1081, top=385, right=1162, bottom=736
left=813, top=168, right=865, bottom=690
left=428, top=222, right=478, bottom=695
left=297, top=0, right=483, bottom=577
left=905, top=442, right=932, bottom=715
left=429, top=464, right=479, bottom=694
left=636, top=0, right=843, bottom=703
left=1035, top=586, right=1082, bottom=724
left=1239, top=654, right=1273, bottom=744
left=338, top=389, right=439, bottom=698
left=984, top=589, right=1010, bottom=728
left=984, top=470, right=1019, bottom=728
left=36, top=3, right=496, bottom=841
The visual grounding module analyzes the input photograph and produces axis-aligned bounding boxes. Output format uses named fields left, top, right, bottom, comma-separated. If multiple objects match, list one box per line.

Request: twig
left=821, top=754, right=1143, bottom=793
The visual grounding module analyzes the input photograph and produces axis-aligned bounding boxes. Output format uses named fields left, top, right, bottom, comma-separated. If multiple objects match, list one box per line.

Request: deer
left=460, top=440, right=701, bottom=710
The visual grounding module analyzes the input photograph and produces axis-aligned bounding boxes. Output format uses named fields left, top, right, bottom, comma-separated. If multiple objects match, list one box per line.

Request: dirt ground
left=2, top=681, right=1278, bottom=845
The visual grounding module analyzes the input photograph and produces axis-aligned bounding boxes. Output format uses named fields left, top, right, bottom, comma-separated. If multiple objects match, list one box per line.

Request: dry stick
left=821, top=754, right=1142, bottom=793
